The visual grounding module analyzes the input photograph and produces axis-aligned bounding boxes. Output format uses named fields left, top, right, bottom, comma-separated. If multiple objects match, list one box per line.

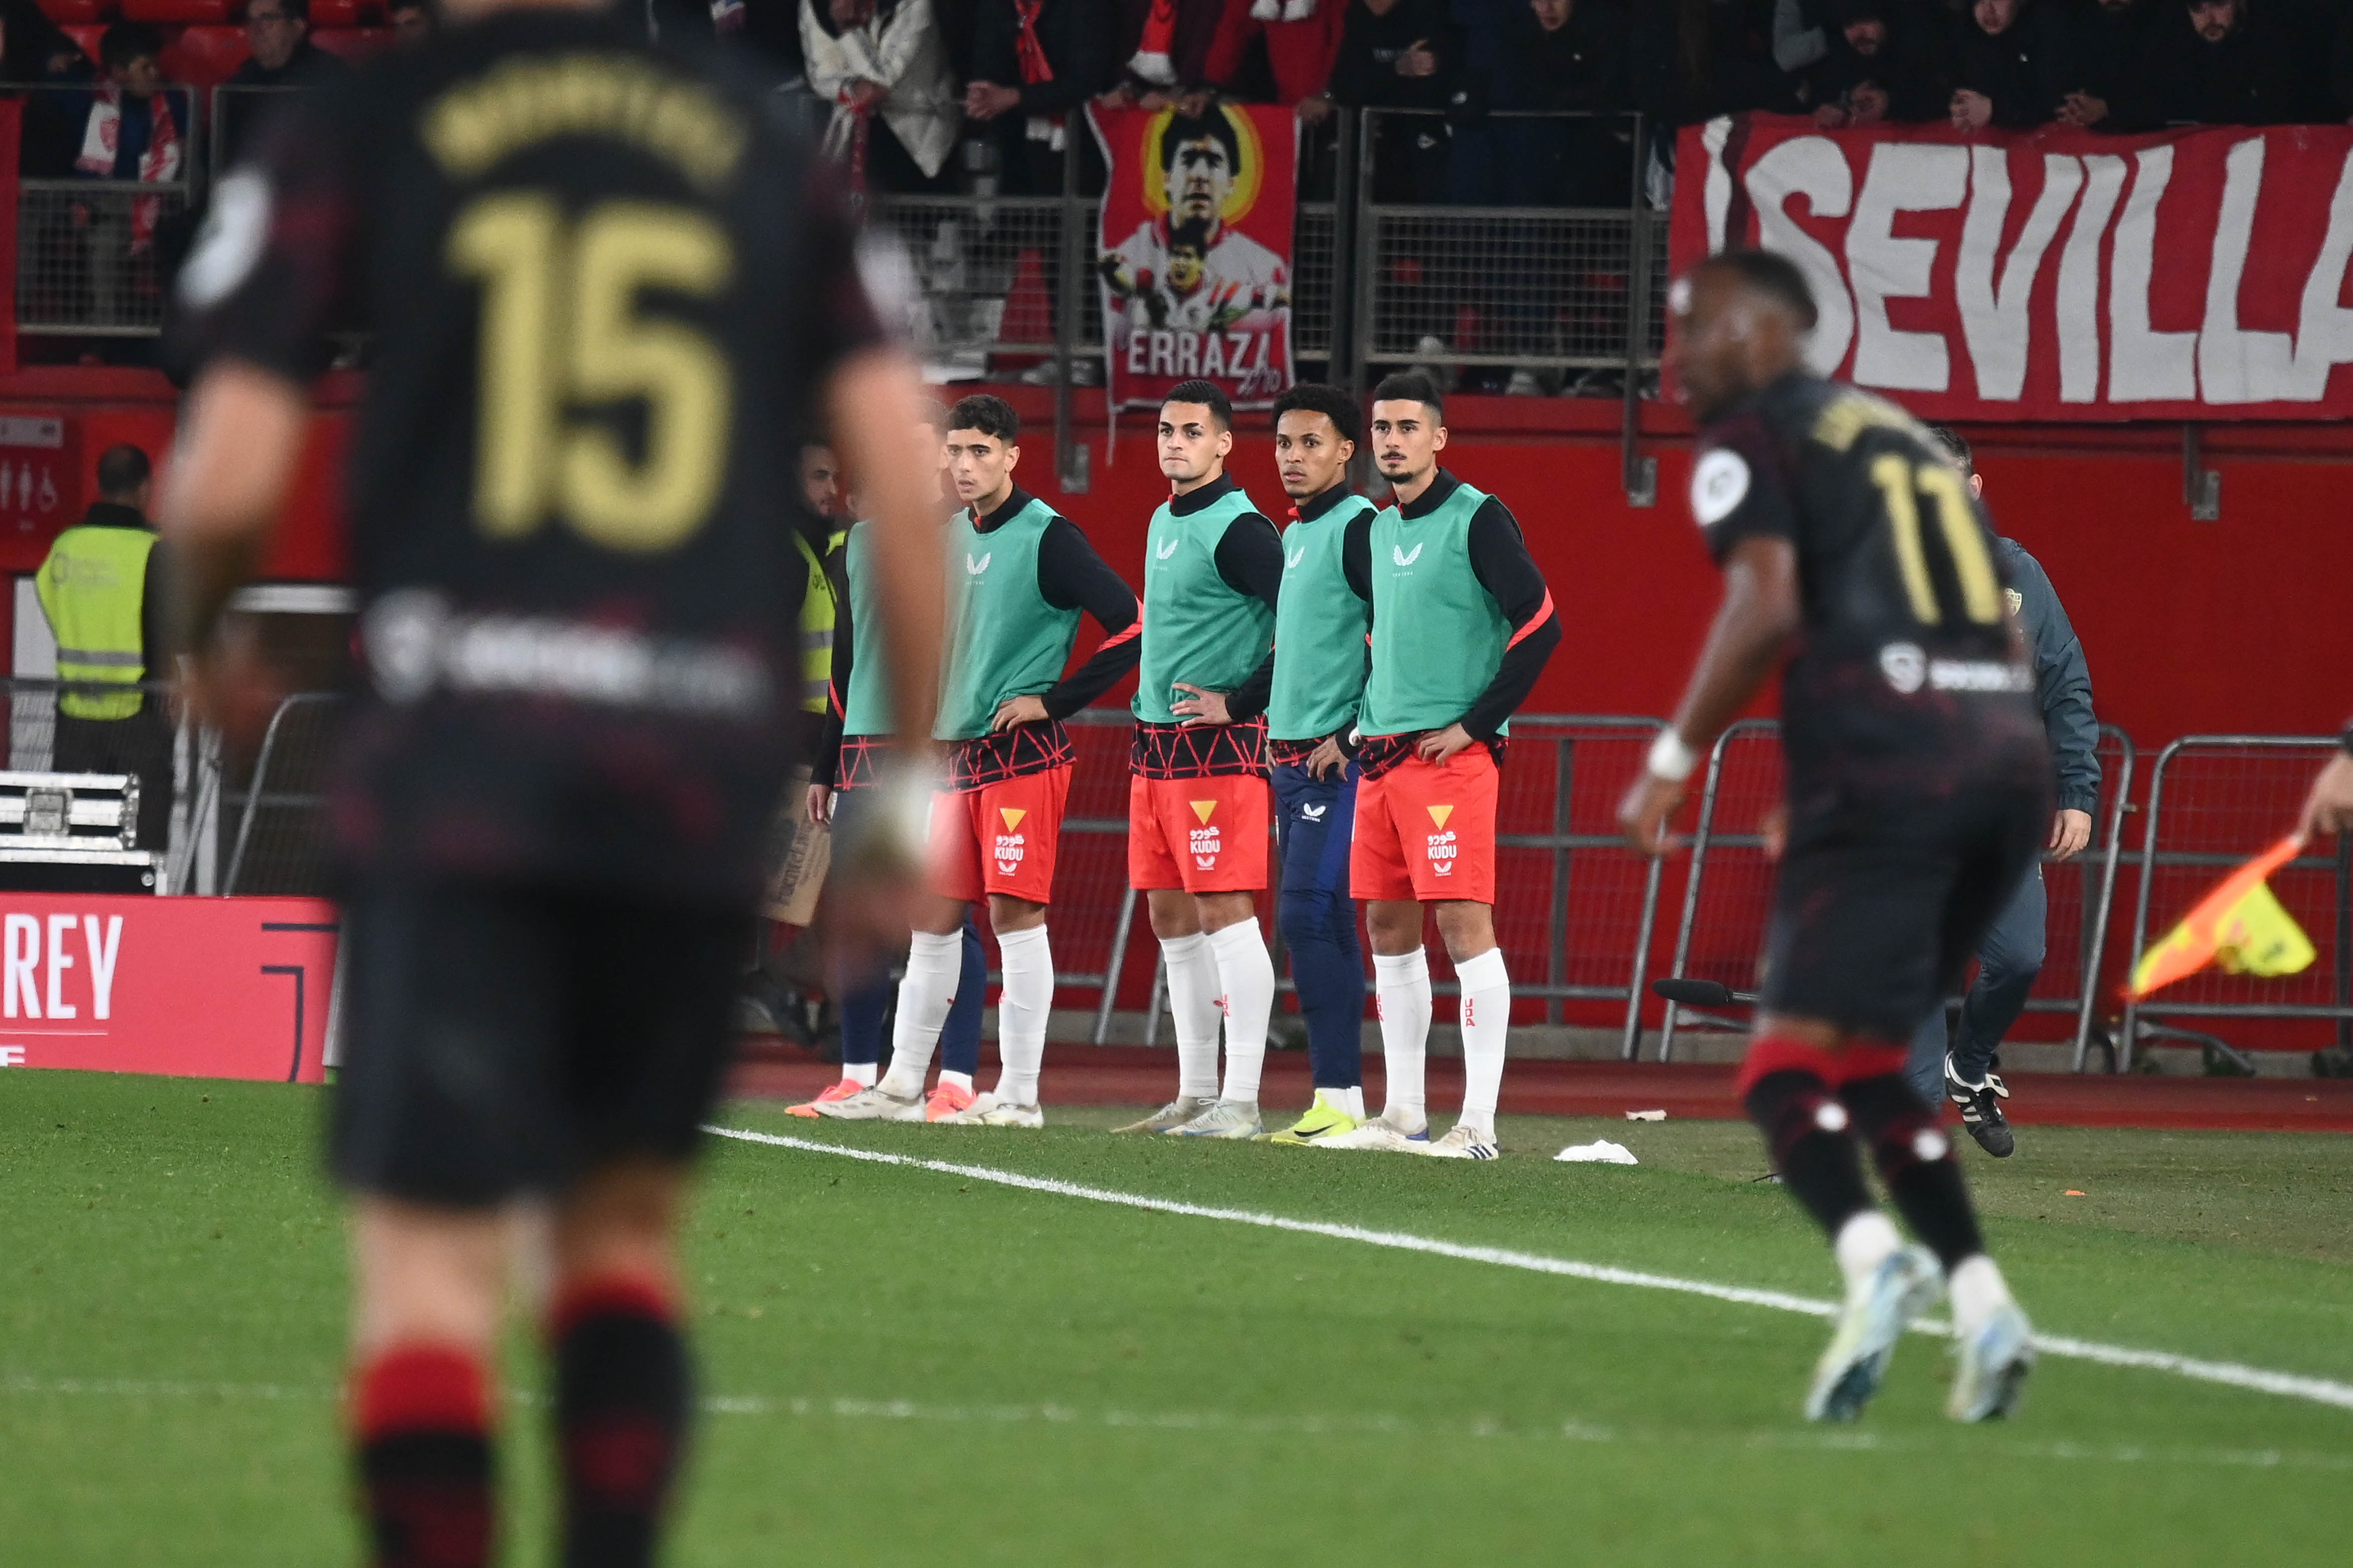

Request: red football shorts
left=1127, top=772, right=1270, bottom=893
left=927, top=765, right=1071, bottom=905
left=1350, top=745, right=1499, bottom=903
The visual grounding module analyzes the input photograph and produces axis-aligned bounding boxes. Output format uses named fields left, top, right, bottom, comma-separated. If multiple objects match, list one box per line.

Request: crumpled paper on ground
left=1554, top=1139, right=1639, bottom=1165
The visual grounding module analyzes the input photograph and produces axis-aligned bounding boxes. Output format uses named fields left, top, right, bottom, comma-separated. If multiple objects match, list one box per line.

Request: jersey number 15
left=449, top=194, right=734, bottom=554
left=1868, top=455, right=2003, bottom=628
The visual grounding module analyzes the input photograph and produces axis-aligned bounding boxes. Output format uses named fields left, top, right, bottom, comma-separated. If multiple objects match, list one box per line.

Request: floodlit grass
left=4, top=1073, right=2350, bottom=1565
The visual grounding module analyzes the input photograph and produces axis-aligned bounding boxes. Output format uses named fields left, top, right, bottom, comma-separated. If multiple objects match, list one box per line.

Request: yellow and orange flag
left=2127, top=835, right=2316, bottom=1000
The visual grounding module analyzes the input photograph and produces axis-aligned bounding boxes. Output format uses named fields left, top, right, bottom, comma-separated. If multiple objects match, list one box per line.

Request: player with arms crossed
left=800, top=401, right=992, bottom=1121
left=826, top=394, right=1142, bottom=1126
left=1117, top=379, right=1286, bottom=1140
left=1261, top=382, right=1377, bottom=1142
left=1620, top=251, right=2040, bottom=1422
left=1323, top=372, right=1559, bottom=1159
left=162, top=6, right=948, bottom=1563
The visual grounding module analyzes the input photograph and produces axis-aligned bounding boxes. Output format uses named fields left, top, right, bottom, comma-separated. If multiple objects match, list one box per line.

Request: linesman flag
left=2127, top=836, right=2317, bottom=1000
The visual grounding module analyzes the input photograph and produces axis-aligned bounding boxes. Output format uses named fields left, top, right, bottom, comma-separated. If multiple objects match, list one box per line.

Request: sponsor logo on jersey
left=1392, top=543, right=1424, bottom=568
left=2005, top=587, right=2025, bottom=617
left=1286, top=546, right=1307, bottom=570
left=1300, top=802, right=1328, bottom=821
left=1879, top=642, right=1927, bottom=695
left=1690, top=447, right=1750, bottom=528
left=993, top=807, right=1029, bottom=873
left=999, top=807, right=1027, bottom=831
left=965, top=552, right=991, bottom=576
left=1191, top=800, right=1219, bottom=823
left=1156, top=537, right=1181, bottom=560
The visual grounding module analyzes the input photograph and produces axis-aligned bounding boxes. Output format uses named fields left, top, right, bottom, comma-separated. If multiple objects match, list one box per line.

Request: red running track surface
left=732, top=1041, right=2353, bottom=1135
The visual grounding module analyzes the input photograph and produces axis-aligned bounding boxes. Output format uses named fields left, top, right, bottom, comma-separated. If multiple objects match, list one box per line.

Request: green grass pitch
left=4, top=1069, right=2351, bottom=1565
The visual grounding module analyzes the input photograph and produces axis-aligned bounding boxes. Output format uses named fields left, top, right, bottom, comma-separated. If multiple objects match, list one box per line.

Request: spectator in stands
left=1329, top=0, right=1464, bottom=202
left=388, top=0, right=435, bottom=48
left=1631, top=0, right=1798, bottom=126
left=965, top=0, right=1114, bottom=196
left=220, top=1, right=353, bottom=165
left=1946, top=0, right=2074, bottom=132
left=801, top=0, right=961, bottom=193
left=75, top=24, right=181, bottom=328
left=1806, top=0, right=1934, bottom=125
left=2136, top=0, right=2327, bottom=125
left=2056, top=0, right=2157, bottom=129
left=1483, top=0, right=1633, bottom=206
left=2, top=0, right=87, bottom=85
left=1102, top=0, right=1226, bottom=109
left=1195, top=0, right=1350, bottom=111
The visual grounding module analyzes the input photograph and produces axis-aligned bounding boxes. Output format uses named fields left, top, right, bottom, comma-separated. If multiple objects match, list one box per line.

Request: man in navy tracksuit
left=1908, top=426, right=2100, bottom=1157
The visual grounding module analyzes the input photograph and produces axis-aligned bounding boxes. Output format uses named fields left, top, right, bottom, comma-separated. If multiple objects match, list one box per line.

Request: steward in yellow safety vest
left=32, top=443, right=175, bottom=852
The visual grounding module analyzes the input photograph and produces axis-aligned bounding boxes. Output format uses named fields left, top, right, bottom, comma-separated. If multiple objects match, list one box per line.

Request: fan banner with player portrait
left=1089, top=102, right=1295, bottom=409
left=1672, top=114, right=2353, bottom=421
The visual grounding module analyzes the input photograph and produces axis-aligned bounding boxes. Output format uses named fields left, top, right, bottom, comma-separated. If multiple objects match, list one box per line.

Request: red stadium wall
left=2, top=370, right=2343, bottom=742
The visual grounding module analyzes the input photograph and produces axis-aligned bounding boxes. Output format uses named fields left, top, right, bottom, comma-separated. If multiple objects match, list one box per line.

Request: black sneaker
left=1945, top=1055, right=2016, bottom=1158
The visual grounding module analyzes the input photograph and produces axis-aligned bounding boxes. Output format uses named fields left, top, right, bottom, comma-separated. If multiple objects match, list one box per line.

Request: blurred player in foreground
left=162, top=2, right=945, bottom=1561
left=1620, top=251, right=2039, bottom=1423
left=1904, top=425, right=2101, bottom=1156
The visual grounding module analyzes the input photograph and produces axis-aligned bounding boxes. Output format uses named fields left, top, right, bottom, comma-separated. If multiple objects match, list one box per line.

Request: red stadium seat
left=310, top=27, right=391, bottom=63
left=120, top=0, right=234, bottom=21
left=62, top=23, right=107, bottom=63
left=160, top=25, right=250, bottom=90
left=306, top=0, right=376, bottom=26
left=35, top=0, right=117, bottom=25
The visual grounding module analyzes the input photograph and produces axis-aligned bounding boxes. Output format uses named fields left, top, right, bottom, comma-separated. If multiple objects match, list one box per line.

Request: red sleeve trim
left=1505, top=589, right=1555, bottom=651
left=1097, top=601, right=1144, bottom=648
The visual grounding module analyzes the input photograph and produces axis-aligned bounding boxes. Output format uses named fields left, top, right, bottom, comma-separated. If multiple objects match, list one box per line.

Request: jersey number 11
left=449, top=194, right=734, bottom=554
left=1868, top=455, right=2003, bottom=628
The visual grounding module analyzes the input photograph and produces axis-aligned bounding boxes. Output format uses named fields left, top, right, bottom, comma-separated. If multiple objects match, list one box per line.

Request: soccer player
left=1620, top=250, right=2039, bottom=1423
left=798, top=404, right=990, bottom=1121
left=1115, top=379, right=1285, bottom=1140
left=825, top=393, right=1141, bottom=1127
left=1262, top=382, right=1377, bottom=1143
left=1322, top=372, right=1559, bottom=1159
left=161, top=7, right=949, bottom=1565
left=1903, top=425, right=2101, bottom=1157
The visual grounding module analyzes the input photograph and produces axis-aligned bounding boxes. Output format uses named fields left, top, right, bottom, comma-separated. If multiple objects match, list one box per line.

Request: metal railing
left=1654, top=720, right=2143, bottom=1068
left=11, top=84, right=199, bottom=338
left=2118, top=736, right=2352, bottom=1070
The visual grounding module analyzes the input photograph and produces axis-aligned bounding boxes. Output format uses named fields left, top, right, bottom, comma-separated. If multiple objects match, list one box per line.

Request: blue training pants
left=1906, top=861, right=2046, bottom=1103
left=1273, top=760, right=1365, bottom=1091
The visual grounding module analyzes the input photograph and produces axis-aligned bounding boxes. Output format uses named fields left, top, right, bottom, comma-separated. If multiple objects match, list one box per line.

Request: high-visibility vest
left=36, top=523, right=156, bottom=721
left=795, top=526, right=847, bottom=714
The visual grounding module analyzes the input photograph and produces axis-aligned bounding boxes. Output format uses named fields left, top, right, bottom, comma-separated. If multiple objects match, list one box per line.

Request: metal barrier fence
left=2119, top=736, right=2352, bottom=1070
left=1655, top=720, right=2140, bottom=1067
left=222, top=691, right=342, bottom=895
left=12, top=85, right=199, bottom=338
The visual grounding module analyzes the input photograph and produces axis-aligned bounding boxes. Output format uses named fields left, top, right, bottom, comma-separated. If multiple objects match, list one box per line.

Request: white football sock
left=938, top=1070, right=974, bottom=1094
left=1453, top=946, right=1510, bottom=1137
left=1372, top=948, right=1431, bottom=1129
left=1946, top=1254, right=2013, bottom=1335
left=1159, top=933, right=1222, bottom=1101
left=993, top=925, right=1053, bottom=1107
left=1833, top=1211, right=1903, bottom=1298
left=878, top=931, right=961, bottom=1097
left=842, top=1060, right=878, bottom=1089
left=1342, top=1085, right=1366, bottom=1121
left=1208, top=920, right=1274, bottom=1105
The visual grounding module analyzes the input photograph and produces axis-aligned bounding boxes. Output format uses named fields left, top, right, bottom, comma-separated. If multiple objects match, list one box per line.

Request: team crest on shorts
left=995, top=806, right=1028, bottom=875
left=1190, top=800, right=1222, bottom=870
left=1424, top=804, right=1456, bottom=876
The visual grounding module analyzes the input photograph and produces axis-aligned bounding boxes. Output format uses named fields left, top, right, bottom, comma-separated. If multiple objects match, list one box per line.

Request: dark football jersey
left=171, top=11, right=885, bottom=902
left=1691, top=371, right=2047, bottom=798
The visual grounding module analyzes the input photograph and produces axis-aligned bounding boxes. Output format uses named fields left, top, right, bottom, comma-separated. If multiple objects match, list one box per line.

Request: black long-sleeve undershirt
left=1345, top=469, right=1560, bottom=742
left=1211, top=506, right=1283, bottom=721
left=1033, top=514, right=1142, bottom=718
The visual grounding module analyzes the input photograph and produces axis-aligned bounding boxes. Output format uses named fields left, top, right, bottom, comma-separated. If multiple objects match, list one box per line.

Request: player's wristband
left=1646, top=729, right=1699, bottom=784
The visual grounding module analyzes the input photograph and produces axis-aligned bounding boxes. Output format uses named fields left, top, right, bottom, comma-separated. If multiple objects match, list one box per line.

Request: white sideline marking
left=10, top=1376, right=2350, bottom=1474
left=706, top=1124, right=2353, bottom=1417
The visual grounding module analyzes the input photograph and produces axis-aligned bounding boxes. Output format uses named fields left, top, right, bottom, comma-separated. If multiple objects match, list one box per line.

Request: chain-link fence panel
left=17, top=179, right=194, bottom=336
left=1361, top=204, right=1659, bottom=372
left=223, top=693, right=344, bottom=896
left=2121, top=736, right=2352, bottom=1067
left=866, top=195, right=1103, bottom=372
left=1291, top=200, right=1335, bottom=362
